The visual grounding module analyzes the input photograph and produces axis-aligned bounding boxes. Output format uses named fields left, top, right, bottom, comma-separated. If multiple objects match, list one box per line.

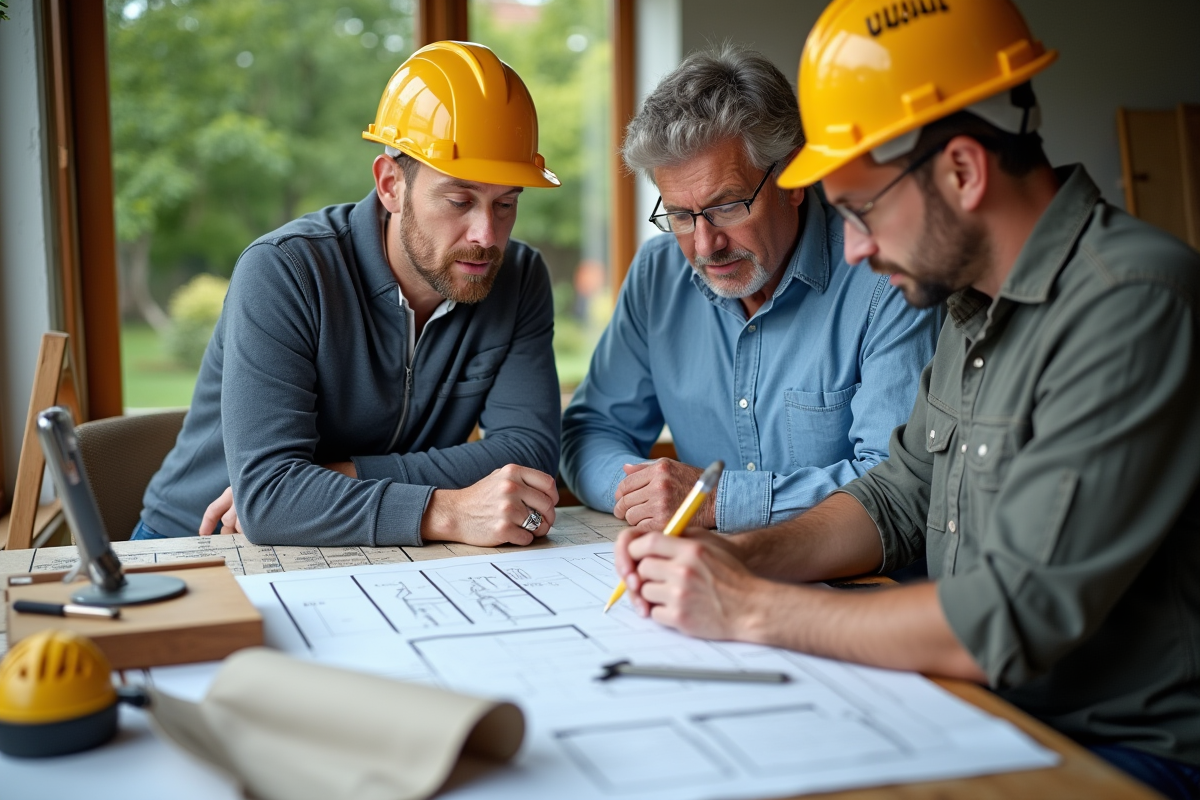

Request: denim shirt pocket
left=924, top=404, right=958, bottom=534
left=784, top=384, right=860, bottom=468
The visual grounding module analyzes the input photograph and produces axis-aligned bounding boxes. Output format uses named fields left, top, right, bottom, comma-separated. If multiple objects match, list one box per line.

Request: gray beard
left=693, top=248, right=772, bottom=299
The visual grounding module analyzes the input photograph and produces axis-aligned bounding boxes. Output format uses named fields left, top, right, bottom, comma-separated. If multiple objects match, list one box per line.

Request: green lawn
left=121, top=324, right=198, bottom=410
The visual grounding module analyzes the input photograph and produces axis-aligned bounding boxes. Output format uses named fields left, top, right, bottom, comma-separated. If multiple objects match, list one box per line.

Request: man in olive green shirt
left=613, top=1, right=1200, bottom=795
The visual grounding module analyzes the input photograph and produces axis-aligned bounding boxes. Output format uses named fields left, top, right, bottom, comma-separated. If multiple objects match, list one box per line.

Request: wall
left=1018, top=1, right=1200, bottom=203
left=658, top=0, right=1200, bottom=211
left=0, top=0, right=55, bottom=502
left=634, top=0, right=682, bottom=245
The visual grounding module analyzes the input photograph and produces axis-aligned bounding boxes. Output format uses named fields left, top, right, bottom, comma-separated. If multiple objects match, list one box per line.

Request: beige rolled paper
left=147, top=648, right=524, bottom=800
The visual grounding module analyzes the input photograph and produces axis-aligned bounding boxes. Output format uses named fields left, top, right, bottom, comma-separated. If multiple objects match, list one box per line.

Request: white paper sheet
left=231, top=542, right=1057, bottom=800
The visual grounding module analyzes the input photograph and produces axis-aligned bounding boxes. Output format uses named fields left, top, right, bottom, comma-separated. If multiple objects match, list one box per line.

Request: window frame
left=45, top=0, right=123, bottom=420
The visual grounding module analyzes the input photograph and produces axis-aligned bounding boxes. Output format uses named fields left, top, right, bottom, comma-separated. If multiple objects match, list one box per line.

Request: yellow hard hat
left=779, top=0, right=1057, bottom=188
left=0, top=630, right=116, bottom=724
left=363, top=40, right=560, bottom=189
left=0, top=630, right=120, bottom=758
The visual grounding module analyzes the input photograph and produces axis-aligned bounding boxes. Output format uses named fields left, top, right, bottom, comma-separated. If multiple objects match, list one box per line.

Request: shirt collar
left=350, top=189, right=402, bottom=297
left=399, top=286, right=455, bottom=361
left=998, top=164, right=1100, bottom=304
left=398, top=286, right=456, bottom=317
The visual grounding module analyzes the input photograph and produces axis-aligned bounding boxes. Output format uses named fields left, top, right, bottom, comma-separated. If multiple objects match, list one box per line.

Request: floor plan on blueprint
left=206, top=542, right=1056, bottom=800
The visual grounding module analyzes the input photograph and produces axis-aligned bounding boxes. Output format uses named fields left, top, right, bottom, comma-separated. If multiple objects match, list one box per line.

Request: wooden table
left=0, top=507, right=1158, bottom=799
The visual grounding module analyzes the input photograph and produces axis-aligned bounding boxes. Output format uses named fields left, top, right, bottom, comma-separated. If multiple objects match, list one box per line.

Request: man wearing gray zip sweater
left=135, top=42, right=563, bottom=548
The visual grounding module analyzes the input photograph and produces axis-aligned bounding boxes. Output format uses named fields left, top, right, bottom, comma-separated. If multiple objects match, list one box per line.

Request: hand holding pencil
left=603, top=461, right=724, bottom=613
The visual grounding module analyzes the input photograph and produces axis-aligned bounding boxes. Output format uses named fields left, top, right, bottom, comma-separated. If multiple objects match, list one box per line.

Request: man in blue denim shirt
left=561, top=46, right=941, bottom=532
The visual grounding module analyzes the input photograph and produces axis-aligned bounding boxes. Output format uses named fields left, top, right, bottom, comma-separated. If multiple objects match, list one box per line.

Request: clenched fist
left=421, top=464, right=559, bottom=546
left=613, top=458, right=716, bottom=531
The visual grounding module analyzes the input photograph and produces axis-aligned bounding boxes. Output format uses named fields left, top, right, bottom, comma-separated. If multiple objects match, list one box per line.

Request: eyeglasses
left=832, top=144, right=944, bottom=236
left=649, top=163, right=777, bottom=234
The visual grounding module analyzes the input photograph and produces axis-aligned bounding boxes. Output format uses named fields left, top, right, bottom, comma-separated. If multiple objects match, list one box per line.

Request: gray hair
left=622, top=44, right=804, bottom=184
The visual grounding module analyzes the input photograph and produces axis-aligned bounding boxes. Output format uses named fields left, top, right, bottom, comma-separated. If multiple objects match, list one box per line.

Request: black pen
left=12, top=600, right=121, bottom=620
left=598, top=659, right=789, bottom=684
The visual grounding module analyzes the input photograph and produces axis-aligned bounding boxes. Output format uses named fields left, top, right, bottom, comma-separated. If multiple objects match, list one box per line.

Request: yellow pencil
left=603, top=460, right=724, bottom=613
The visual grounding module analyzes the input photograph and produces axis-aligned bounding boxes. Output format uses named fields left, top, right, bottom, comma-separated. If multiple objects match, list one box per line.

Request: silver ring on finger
left=520, top=508, right=543, bottom=533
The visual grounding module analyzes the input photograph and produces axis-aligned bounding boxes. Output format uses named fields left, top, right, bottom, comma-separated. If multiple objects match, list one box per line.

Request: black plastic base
left=0, top=702, right=118, bottom=758
left=71, top=573, right=187, bottom=606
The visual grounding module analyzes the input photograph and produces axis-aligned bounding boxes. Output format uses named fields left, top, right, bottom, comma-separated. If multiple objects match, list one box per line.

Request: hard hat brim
left=778, top=50, right=1057, bottom=189
left=365, top=135, right=561, bottom=189
left=423, top=156, right=562, bottom=189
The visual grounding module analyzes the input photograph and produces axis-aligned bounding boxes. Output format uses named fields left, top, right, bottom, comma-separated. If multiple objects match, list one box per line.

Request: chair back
left=75, top=411, right=186, bottom=542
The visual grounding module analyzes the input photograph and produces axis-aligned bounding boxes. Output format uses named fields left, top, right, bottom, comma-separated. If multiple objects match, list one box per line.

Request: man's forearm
left=730, top=492, right=886, bottom=582
left=353, top=431, right=555, bottom=489
left=739, top=580, right=986, bottom=681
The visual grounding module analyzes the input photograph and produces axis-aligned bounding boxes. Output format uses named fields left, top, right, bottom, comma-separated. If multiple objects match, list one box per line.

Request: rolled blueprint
left=147, top=648, right=524, bottom=800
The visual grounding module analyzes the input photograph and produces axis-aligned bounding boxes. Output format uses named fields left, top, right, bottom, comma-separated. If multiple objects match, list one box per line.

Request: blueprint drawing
left=230, top=542, right=1057, bottom=800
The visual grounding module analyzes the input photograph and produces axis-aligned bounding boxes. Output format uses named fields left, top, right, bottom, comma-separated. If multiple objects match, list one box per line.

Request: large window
left=109, top=0, right=615, bottom=409
left=470, top=0, right=614, bottom=389
left=108, top=0, right=417, bottom=408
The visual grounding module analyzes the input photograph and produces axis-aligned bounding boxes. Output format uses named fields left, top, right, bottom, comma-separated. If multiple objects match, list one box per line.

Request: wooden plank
left=610, top=0, right=638, bottom=302
left=1178, top=103, right=1200, bottom=250
left=0, top=500, right=61, bottom=553
left=4, top=333, right=68, bottom=551
left=417, top=0, right=467, bottom=46
left=648, top=440, right=677, bottom=460
left=0, top=417, right=6, bottom=515
left=46, top=0, right=90, bottom=422
left=555, top=481, right=581, bottom=507
left=1121, top=109, right=1188, bottom=241
left=63, top=0, right=123, bottom=418
left=6, top=564, right=263, bottom=670
left=7, top=555, right=227, bottom=586
left=1116, top=107, right=1137, bottom=215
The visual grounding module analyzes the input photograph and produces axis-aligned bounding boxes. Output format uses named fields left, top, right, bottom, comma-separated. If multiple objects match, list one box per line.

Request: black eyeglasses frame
left=832, top=144, right=947, bottom=236
left=648, top=162, right=778, bottom=234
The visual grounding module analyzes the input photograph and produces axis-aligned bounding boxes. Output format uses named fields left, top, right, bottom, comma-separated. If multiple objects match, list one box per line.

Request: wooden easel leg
left=3, top=332, right=69, bottom=550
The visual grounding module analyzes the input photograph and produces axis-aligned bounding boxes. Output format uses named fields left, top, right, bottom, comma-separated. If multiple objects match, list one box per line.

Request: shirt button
left=739, top=398, right=749, bottom=409
left=960, top=443, right=967, bottom=453
left=748, top=324, right=757, bottom=332
left=948, top=520, right=957, bottom=534
left=977, top=444, right=988, bottom=457
left=973, top=357, right=985, bottom=368
left=929, top=429, right=936, bottom=439
left=746, top=462, right=756, bottom=471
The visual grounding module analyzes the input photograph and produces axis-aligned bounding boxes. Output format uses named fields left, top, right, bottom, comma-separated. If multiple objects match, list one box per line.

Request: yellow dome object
left=0, top=630, right=116, bottom=724
left=363, top=41, right=560, bottom=189
left=779, top=0, right=1057, bottom=188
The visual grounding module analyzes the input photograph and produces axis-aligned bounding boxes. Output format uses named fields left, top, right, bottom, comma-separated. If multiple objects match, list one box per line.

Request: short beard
left=870, top=177, right=990, bottom=308
left=398, top=201, right=504, bottom=304
left=693, top=248, right=772, bottom=299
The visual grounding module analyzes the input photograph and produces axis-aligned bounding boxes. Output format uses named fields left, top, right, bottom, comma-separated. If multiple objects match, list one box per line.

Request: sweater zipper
left=388, top=297, right=417, bottom=453
left=387, top=363, right=414, bottom=453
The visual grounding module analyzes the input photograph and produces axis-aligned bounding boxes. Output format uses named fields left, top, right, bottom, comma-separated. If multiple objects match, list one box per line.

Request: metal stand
left=71, top=574, right=187, bottom=606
